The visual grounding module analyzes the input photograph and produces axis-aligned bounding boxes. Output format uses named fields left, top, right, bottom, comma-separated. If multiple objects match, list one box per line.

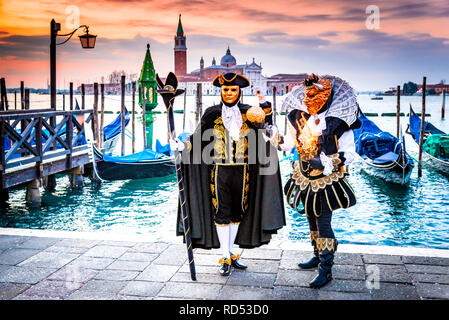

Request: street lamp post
left=50, top=18, right=96, bottom=110
left=48, top=19, right=96, bottom=189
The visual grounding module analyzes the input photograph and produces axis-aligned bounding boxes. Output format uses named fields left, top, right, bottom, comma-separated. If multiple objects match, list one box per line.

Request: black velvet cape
left=176, top=102, right=286, bottom=249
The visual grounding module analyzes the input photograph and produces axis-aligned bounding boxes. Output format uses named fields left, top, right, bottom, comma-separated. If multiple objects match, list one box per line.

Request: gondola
left=90, top=144, right=175, bottom=181
left=408, top=107, right=449, bottom=175
left=353, top=108, right=414, bottom=185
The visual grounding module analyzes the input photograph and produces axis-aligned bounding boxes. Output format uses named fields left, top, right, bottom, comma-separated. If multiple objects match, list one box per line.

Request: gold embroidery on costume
left=291, top=161, right=345, bottom=193
left=210, top=165, right=219, bottom=212
left=212, top=115, right=250, bottom=163
left=213, top=117, right=226, bottom=160
left=241, top=165, right=249, bottom=211
left=316, top=238, right=338, bottom=252
left=310, top=231, right=319, bottom=243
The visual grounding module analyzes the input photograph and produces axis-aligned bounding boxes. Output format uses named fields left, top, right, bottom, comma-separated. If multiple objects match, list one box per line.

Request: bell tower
left=174, top=14, right=187, bottom=75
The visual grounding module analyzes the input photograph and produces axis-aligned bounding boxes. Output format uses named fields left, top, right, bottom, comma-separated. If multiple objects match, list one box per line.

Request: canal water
left=1, top=93, right=448, bottom=250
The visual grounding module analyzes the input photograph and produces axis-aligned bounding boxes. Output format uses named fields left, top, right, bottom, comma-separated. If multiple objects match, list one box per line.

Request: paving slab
left=0, top=266, right=57, bottom=284
left=275, top=269, right=316, bottom=287
left=66, top=256, right=115, bottom=270
left=94, top=269, right=139, bottom=281
left=171, top=272, right=228, bottom=284
left=365, top=264, right=412, bottom=284
left=319, top=291, right=372, bottom=300
left=218, top=285, right=273, bottom=300
left=0, top=235, right=31, bottom=250
left=20, top=279, right=82, bottom=299
left=18, top=251, right=79, bottom=269
left=0, top=248, right=41, bottom=265
left=106, top=260, right=151, bottom=272
left=15, top=237, right=61, bottom=250
left=371, top=282, right=419, bottom=300
left=151, top=244, right=187, bottom=265
left=405, top=264, right=449, bottom=275
left=47, top=265, right=99, bottom=284
left=119, top=280, right=165, bottom=297
left=0, top=283, right=30, bottom=299
left=131, top=242, right=170, bottom=254
left=362, top=254, right=403, bottom=265
left=83, top=245, right=129, bottom=259
left=415, top=282, right=449, bottom=299
left=227, top=271, right=276, bottom=288
left=410, top=272, right=449, bottom=285
left=157, top=281, right=222, bottom=299
left=136, top=264, right=179, bottom=282
left=402, top=256, right=449, bottom=266
left=272, top=286, right=319, bottom=300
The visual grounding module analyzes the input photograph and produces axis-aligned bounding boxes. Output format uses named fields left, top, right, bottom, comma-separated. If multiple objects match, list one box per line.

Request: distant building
left=173, top=15, right=308, bottom=97
left=417, top=84, right=449, bottom=95
left=266, top=74, right=309, bottom=95
left=174, top=16, right=267, bottom=96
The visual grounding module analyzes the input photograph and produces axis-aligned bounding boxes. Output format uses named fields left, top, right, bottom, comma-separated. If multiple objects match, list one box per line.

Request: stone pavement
left=0, top=233, right=448, bottom=300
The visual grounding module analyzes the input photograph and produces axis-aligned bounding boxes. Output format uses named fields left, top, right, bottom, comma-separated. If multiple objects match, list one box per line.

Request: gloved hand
left=169, top=138, right=185, bottom=152
left=308, top=158, right=324, bottom=170
left=263, top=124, right=277, bottom=141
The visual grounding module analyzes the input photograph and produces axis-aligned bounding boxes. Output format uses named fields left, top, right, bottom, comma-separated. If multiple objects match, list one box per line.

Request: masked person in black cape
left=170, top=72, right=286, bottom=276
left=265, top=74, right=360, bottom=288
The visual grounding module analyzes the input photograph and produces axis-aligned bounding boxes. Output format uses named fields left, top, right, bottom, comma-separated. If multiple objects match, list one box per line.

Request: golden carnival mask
left=221, top=85, right=240, bottom=105
left=303, top=76, right=332, bottom=115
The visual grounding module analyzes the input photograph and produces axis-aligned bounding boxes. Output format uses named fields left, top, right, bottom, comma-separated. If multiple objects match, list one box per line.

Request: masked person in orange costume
left=170, top=72, right=285, bottom=276
left=265, top=74, right=360, bottom=288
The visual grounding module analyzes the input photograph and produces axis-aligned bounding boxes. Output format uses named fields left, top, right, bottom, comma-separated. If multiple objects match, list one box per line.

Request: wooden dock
left=0, top=108, right=96, bottom=203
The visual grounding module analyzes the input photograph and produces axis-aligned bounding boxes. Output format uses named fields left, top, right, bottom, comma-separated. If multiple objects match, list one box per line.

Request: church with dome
left=174, top=15, right=267, bottom=96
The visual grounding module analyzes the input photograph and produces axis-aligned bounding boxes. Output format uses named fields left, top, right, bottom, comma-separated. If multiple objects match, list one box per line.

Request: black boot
left=298, top=231, right=319, bottom=269
left=219, top=258, right=232, bottom=276
left=298, top=247, right=320, bottom=269
left=309, top=238, right=337, bottom=289
left=230, top=253, right=247, bottom=270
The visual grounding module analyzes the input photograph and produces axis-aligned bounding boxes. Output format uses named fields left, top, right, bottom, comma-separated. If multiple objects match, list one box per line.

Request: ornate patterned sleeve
left=337, top=129, right=356, bottom=165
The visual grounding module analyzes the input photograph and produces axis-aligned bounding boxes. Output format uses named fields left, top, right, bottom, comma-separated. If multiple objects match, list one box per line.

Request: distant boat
left=354, top=108, right=414, bottom=185
left=371, top=96, right=384, bottom=100
left=408, top=107, right=449, bottom=175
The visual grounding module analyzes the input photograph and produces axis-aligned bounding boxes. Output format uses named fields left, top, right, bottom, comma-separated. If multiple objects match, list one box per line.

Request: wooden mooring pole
left=396, top=85, right=401, bottom=138
left=81, top=84, right=85, bottom=110
left=196, top=83, right=202, bottom=126
left=93, top=83, right=99, bottom=147
left=121, top=75, right=126, bottom=156
left=418, top=76, right=426, bottom=178
left=20, top=81, right=24, bottom=110
left=14, top=91, right=17, bottom=110
left=69, top=82, right=73, bottom=110
left=442, top=89, right=446, bottom=119
left=132, top=81, right=136, bottom=154
left=182, top=90, right=187, bottom=131
left=100, top=83, right=105, bottom=149
left=0, top=78, right=8, bottom=111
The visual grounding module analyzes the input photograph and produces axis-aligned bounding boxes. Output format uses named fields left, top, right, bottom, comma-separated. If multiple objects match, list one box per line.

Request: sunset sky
left=0, top=0, right=448, bottom=91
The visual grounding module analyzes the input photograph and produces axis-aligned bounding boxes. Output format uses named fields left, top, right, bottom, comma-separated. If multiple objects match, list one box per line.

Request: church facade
left=174, top=15, right=267, bottom=96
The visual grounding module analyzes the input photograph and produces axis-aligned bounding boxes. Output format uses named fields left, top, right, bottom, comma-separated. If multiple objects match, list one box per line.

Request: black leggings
left=306, top=195, right=335, bottom=239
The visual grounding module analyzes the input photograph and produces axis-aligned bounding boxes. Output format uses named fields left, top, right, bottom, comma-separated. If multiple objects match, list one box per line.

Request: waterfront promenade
left=0, top=228, right=448, bottom=300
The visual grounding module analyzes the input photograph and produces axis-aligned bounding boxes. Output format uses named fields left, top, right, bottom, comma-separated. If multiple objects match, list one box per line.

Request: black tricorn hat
left=212, top=72, right=250, bottom=88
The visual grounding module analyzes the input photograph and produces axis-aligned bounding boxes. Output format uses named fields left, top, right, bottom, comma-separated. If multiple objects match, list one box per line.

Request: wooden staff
left=396, top=85, right=401, bottom=138
left=156, top=72, right=196, bottom=281
left=418, top=77, right=426, bottom=177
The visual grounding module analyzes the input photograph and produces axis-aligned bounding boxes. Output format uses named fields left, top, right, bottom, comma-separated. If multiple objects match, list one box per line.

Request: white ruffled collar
left=221, top=103, right=242, bottom=141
